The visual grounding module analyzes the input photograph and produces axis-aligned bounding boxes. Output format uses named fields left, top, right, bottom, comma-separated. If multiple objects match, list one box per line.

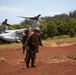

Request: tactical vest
left=29, top=33, right=40, bottom=46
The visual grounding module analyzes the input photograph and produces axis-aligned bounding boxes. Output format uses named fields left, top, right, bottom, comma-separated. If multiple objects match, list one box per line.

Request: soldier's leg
left=31, top=52, right=36, bottom=67
left=25, top=51, right=30, bottom=68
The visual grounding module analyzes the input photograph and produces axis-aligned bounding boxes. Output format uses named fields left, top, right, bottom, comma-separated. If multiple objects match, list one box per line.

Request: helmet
left=29, top=27, right=32, bottom=30
left=34, top=27, right=40, bottom=32
left=24, top=29, right=29, bottom=34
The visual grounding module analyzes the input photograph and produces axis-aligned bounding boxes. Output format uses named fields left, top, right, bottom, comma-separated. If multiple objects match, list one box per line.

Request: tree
left=40, top=22, right=57, bottom=39
left=69, top=10, right=76, bottom=19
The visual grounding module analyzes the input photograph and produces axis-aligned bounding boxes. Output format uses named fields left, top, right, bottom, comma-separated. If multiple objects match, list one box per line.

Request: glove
left=42, top=46, right=44, bottom=50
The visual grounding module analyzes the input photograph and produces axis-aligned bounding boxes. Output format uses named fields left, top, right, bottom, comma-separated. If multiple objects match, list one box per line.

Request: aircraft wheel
left=0, top=38, right=5, bottom=44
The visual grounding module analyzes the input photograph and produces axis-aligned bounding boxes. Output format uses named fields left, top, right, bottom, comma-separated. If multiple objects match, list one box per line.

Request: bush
left=69, top=29, right=75, bottom=37
left=43, top=34, right=48, bottom=40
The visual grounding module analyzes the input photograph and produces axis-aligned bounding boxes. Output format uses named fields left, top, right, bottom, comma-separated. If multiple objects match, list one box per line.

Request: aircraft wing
left=16, top=29, right=25, bottom=33
left=4, top=36, right=19, bottom=42
left=0, top=35, right=20, bottom=42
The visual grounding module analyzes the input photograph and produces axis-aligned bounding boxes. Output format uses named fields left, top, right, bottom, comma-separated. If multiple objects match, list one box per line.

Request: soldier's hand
left=42, top=46, right=44, bottom=50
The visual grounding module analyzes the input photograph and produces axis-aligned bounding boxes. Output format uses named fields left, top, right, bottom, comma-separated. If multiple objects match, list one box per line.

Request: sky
left=0, top=0, right=76, bottom=24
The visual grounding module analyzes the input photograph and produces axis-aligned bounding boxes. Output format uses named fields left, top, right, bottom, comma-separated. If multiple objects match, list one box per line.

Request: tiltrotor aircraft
left=0, top=14, right=41, bottom=44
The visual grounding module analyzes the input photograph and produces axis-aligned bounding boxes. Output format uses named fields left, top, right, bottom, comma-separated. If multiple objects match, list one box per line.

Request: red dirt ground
left=0, top=43, right=76, bottom=75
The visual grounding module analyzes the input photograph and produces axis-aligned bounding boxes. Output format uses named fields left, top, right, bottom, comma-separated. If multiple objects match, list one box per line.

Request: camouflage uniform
left=22, top=29, right=29, bottom=54
left=25, top=29, right=43, bottom=68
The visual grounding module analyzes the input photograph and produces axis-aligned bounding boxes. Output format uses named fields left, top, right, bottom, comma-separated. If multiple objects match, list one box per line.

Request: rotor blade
left=17, top=16, right=30, bottom=19
left=17, top=14, right=41, bottom=19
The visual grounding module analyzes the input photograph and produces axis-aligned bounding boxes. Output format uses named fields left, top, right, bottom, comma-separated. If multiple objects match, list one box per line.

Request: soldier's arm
left=39, top=36, right=44, bottom=50
left=6, top=23, right=13, bottom=27
left=6, top=23, right=10, bottom=25
left=39, top=35, right=43, bottom=47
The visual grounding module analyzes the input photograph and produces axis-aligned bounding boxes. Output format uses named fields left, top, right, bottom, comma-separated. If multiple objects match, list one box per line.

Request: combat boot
left=31, top=65, right=36, bottom=67
left=31, top=62, right=36, bottom=67
left=26, top=64, right=29, bottom=68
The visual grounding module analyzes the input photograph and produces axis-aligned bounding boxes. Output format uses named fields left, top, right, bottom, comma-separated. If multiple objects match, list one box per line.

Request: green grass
left=48, top=55, right=76, bottom=60
left=0, top=37, right=76, bottom=49
left=43, top=37, right=76, bottom=44
left=0, top=42, right=22, bottom=49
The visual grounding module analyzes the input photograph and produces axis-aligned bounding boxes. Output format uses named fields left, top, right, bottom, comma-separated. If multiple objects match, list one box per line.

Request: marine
left=22, top=29, right=29, bottom=54
left=25, top=27, right=43, bottom=68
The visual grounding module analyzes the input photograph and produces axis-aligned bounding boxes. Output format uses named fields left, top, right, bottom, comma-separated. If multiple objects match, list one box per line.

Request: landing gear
left=0, top=38, right=10, bottom=44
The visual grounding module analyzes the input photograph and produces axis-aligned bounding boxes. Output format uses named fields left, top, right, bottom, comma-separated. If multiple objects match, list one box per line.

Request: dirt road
left=0, top=43, right=76, bottom=75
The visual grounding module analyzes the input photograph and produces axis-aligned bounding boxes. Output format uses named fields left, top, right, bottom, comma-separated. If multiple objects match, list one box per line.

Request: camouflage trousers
left=25, top=45, right=37, bottom=67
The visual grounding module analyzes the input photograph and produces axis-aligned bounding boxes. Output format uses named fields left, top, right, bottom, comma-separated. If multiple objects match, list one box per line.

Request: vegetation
left=0, top=10, right=76, bottom=39
left=0, top=37, right=76, bottom=49
left=40, top=10, right=76, bottom=39
left=0, top=43, right=21, bottom=49
left=43, top=37, right=76, bottom=44
left=48, top=55, right=76, bottom=60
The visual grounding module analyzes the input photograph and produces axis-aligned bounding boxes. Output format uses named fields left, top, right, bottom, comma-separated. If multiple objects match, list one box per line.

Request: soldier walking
left=25, top=27, right=43, bottom=68
left=22, top=29, right=29, bottom=54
